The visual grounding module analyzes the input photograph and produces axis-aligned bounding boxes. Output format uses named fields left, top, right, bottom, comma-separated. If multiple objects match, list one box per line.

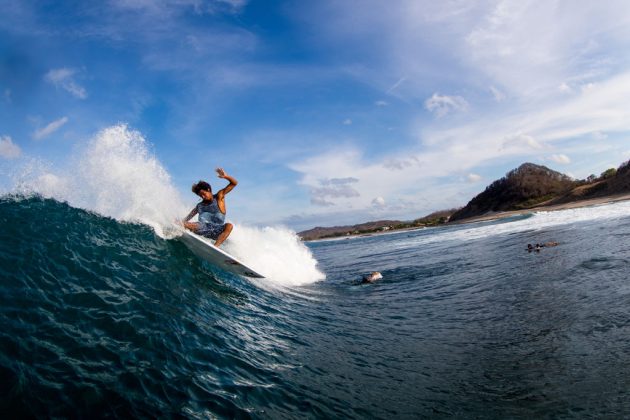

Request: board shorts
left=197, top=222, right=226, bottom=240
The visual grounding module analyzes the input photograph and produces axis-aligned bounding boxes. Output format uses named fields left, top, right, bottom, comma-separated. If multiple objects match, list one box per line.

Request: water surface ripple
left=2, top=197, right=630, bottom=417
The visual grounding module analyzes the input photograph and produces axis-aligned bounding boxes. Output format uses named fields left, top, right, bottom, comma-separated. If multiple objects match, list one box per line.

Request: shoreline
left=306, top=193, right=630, bottom=242
left=451, top=192, right=630, bottom=225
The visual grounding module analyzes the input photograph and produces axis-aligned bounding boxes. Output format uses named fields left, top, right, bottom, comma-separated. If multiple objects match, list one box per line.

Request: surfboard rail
left=178, top=229, right=265, bottom=278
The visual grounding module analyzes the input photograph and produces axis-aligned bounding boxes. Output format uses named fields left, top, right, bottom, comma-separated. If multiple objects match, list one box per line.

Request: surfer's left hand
left=216, top=168, right=227, bottom=178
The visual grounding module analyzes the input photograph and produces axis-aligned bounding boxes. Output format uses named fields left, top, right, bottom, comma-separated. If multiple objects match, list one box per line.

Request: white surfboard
left=178, top=230, right=265, bottom=278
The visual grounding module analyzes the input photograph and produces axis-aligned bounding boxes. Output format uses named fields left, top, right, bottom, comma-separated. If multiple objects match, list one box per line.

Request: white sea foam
left=388, top=200, right=630, bottom=250
left=224, top=224, right=326, bottom=286
left=9, top=124, right=324, bottom=285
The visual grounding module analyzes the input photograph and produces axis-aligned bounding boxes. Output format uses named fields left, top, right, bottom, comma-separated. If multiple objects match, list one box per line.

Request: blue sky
left=2, top=0, right=630, bottom=230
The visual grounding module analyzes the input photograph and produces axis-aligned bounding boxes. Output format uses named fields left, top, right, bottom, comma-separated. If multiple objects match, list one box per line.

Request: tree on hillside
left=450, top=163, right=577, bottom=221
left=601, top=168, right=617, bottom=179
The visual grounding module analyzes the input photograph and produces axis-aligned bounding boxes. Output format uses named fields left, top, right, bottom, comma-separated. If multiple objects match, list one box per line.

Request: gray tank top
left=196, top=195, right=225, bottom=225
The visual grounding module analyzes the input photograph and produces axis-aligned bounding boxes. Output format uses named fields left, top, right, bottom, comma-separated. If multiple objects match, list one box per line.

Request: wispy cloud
left=550, top=154, right=571, bottom=164
left=310, top=177, right=360, bottom=206
left=467, top=173, right=482, bottom=183
left=33, top=117, right=69, bottom=140
left=489, top=86, right=505, bottom=102
left=424, top=93, right=468, bottom=117
left=383, top=157, right=418, bottom=171
left=45, top=68, right=87, bottom=99
left=0, top=135, right=21, bottom=159
left=386, top=77, right=406, bottom=94
left=501, top=133, right=543, bottom=151
left=111, top=0, right=248, bottom=16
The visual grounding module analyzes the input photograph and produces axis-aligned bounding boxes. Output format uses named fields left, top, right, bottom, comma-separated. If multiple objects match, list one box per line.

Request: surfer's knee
left=224, top=223, right=233, bottom=234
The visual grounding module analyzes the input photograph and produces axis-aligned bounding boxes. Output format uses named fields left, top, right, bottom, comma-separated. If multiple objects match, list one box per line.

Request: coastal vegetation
left=298, top=209, right=458, bottom=241
left=449, top=163, right=576, bottom=221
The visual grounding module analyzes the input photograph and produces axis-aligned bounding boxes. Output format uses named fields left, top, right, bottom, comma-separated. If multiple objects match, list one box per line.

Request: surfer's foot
left=214, top=223, right=233, bottom=247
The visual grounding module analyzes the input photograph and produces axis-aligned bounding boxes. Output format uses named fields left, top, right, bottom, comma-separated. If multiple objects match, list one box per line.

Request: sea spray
left=75, top=125, right=187, bottom=236
left=12, top=124, right=187, bottom=237
left=7, top=124, right=326, bottom=285
left=224, top=224, right=326, bottom=286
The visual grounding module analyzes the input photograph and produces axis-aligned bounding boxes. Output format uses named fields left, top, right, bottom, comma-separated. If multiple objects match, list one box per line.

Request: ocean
left=2, top=126, right=630, bottom=418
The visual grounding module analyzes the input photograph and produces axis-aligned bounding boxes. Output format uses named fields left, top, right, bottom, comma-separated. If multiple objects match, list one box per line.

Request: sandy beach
left=451, top=192, right=630, bottom=225
left=307, top=192, right=630, bottom=242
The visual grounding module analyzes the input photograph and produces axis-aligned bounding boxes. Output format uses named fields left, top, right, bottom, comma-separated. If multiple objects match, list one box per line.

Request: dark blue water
left=2, top=196, right=630, bottom=418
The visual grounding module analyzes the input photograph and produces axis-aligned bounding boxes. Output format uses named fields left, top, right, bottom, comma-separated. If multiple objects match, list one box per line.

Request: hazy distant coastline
left=299, top=160, right=630, bottom=241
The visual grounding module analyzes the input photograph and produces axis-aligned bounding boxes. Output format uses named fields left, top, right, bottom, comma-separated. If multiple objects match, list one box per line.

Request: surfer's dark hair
left=192, top=181, right=212, bottom=195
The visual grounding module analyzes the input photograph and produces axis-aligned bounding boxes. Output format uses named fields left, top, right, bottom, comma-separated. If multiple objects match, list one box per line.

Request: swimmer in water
left=361, top=271, right=383, bottom=283
left=527, top=242, right=559, bottom=252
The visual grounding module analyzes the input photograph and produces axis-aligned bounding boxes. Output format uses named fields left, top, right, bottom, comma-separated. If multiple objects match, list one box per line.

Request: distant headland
left=298, top=160, right=630, bottom=241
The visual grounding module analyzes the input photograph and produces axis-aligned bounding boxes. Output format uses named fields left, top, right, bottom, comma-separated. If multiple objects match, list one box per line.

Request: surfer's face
left=197, top=189, right=213, bottom=200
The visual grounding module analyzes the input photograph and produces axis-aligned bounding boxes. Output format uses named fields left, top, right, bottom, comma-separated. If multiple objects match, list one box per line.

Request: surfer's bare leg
left=214, top=223, right=233, bottom=247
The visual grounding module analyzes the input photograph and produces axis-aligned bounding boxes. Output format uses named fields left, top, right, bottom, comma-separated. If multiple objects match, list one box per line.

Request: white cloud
left=0, top=136, right=21, bottom=159
left=558, top=82, right=572, bottom=93
left=550, top=154, right=571, bottom=164
left=371, top=196, right=386, bottom=208
left=424, top=93, right=468, bottom=117
left=592, top=131, right=608, bottom=141
left=44, top=68, right=87, bottom=99
left=342, top=118, right=352, bottom=125
left=3, top=89, right=11, bottom=104
left=375, top=100, right=388, bottom=107
left=501, top=132, right=543, bottom=151
left=33, top=117, right=69, bottom=140
left=467, top=173, right=482, bottom=183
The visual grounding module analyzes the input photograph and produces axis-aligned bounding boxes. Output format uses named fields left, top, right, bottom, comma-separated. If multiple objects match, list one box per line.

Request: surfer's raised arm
left=216, top=168, right=237, bottom=196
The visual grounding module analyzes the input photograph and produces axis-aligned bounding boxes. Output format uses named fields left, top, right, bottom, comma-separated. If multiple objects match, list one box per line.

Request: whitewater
left=2, top=125, right=630, bottom=417
left=5, top=124, right=324, bottom=287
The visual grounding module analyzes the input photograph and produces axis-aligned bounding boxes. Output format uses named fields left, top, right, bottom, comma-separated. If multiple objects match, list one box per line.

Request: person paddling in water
left=182, top=168, right=236, bottom=247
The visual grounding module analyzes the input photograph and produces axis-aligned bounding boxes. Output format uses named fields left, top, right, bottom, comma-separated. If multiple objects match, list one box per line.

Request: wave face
left=2, top=123, right=630, bottom=417
left=3, top=196, right=630, bottom=417
left=8, top=124, right=324, bottom=286
left=0, top=196, right=325, bottom=417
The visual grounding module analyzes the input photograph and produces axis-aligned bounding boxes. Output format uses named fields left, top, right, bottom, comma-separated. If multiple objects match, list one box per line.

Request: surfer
left=182, top=168, right=237, bottom=247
